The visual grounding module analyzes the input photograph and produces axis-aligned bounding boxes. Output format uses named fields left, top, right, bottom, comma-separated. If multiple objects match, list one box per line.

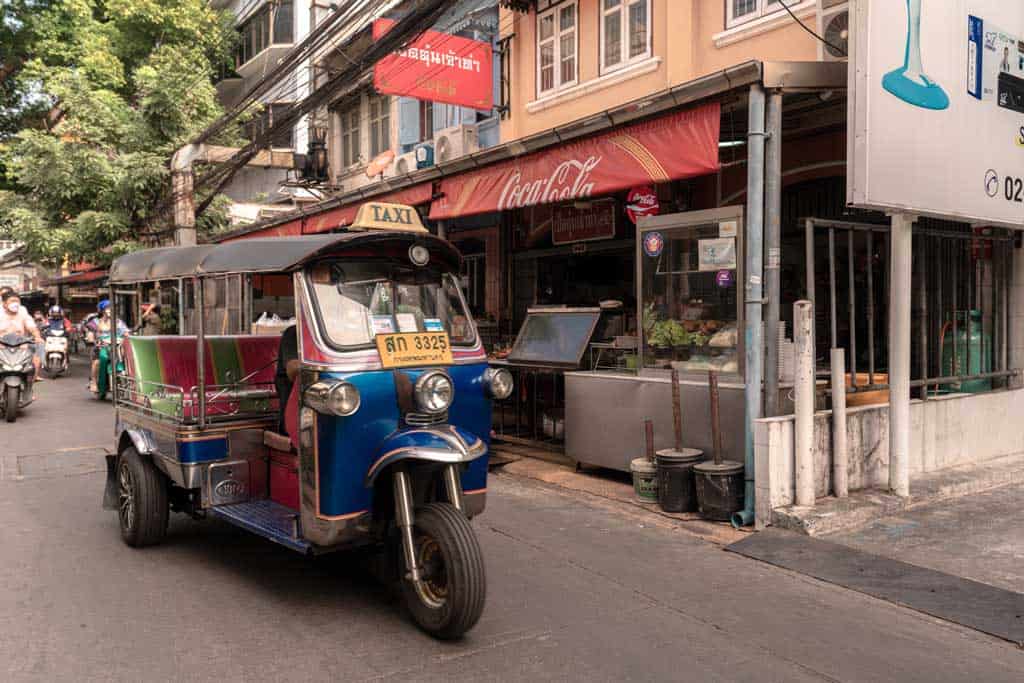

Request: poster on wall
left=848, top=1, right=1024, bottom=227
left=698, top=238, right=736, bottom=272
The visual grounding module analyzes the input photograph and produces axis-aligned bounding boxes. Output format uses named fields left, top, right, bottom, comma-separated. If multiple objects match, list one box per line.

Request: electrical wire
left=777, top=0, right=847, bottom=57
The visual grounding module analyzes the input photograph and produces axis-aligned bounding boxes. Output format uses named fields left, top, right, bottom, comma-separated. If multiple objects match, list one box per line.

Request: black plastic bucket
left=655, top=448, right=705, bottom=513
left=693, top=460, right=744, bottom=521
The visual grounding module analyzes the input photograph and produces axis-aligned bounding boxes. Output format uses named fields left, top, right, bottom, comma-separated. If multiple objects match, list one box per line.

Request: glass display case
left=637, top=207, right=744, bottom=376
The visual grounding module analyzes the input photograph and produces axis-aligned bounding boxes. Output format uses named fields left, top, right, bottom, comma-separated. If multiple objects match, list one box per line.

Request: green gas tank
left=940, top=310, right=991, bottom=393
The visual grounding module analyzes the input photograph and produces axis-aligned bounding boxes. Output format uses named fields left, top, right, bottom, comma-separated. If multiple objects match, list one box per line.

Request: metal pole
left=888, top=214, right=914, bottom=498
left=196, top=277, right=207, bottom=429
left=110, top=292, right=119, bottom=406
left=764, top=91, right=783, bottom=417
left=805, top=218, right=816, bottom=376
left=670, top=368, right=683, bottom=451
left=709, top=371, right=723, bottom=466
left=830, top=347, right=848, bottom=498
left=734, top=83, right=766, bottom=528
left=848, top=230, right=857, bottom=383
left=917, top=235, right=928, bottom=398
left=794, top=300, right=815, bottom=507
left=828, top=228, right=837, bottom=349
left=867, top=230, right=875, bottom=385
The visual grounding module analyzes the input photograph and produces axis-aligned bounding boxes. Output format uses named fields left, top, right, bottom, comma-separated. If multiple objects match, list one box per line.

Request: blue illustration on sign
left=643, top=231, right=664, bottom=257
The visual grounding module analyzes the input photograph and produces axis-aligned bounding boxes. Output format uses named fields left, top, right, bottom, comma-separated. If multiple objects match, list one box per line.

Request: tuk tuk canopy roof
left=108, top=232, right=460, bottom=283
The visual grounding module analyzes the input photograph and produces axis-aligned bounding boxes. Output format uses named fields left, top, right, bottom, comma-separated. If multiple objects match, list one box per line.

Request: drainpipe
left=733, top=83, right=767, bottom=529
left=170, top=144, right=207, bottom=247
left=764, top=91, right=783, bottom=417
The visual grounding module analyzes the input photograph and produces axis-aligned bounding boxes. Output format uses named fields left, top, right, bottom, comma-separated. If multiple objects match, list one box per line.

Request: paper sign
left=424, top=318, right=444, bottom=332
left=396, top=313, right=419, bottom=333
left=371, top=316, right=395, bottom=335
left=698, top=238, right=737, bottom=272
left=719, top=220, right=738, bottom=238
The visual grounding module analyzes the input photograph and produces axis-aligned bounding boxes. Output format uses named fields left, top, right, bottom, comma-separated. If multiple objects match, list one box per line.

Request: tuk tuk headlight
left=415, top=370, right=454, bottom=414
left=484, top=367, right=514, bottom=400
left=304, top=380, right=360, bottom=417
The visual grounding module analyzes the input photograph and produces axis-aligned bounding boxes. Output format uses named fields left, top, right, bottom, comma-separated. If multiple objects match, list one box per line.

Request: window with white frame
left=601, top=0, right=651, bottom=73
left=368, top=94, right=390, bottom=158
left=339, top=104, right=360, bottom=168
left=537, top=2, right=577, bottom=95
left=726, top=0, right=784, bottom=28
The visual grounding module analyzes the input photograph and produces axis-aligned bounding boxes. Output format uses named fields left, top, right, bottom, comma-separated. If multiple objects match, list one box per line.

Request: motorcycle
left=0, top=333, right=35, bottom=422
left=43, top=322, right=69, bottom=378
left=93, top=332, right=125, bottom=401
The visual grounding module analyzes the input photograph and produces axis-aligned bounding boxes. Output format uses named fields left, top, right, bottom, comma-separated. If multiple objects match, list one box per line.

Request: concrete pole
left=172, top=170, right=196, bottom=247
left=171, top=143, right=206, bottom=248
left=764, top=91, right=783, bottom=417
left=733, top=83, right=767, bottom=528
left=830, top=347, right=849, bottom=498
left=794, top=300, right=816, bottom=507
left=889, top=213, right=914, bottom=498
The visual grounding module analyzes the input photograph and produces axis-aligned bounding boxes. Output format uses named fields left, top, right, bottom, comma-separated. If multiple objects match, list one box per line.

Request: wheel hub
left=118, top=464, right=135, bottom=532
left=415, top=535, right=448, bottom=608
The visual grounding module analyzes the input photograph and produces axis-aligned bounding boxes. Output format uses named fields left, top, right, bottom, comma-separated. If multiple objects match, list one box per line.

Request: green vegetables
left=649, top=320, right=689, bottom=348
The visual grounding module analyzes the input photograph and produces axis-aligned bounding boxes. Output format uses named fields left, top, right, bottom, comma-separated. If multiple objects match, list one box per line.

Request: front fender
left=3, top=375, right=23, bottom=388
left=365, top=425, right=487, bottom=487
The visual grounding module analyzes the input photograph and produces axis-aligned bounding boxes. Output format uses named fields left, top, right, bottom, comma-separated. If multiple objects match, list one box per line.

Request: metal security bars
left=804, top=218, right=1018, bottom=398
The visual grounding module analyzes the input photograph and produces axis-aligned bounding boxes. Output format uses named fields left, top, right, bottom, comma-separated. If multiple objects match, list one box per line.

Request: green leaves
left=0, top=0, right=237, bottom=265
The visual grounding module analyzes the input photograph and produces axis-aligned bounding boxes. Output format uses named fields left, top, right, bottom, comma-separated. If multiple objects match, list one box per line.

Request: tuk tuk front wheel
left=401, top=502, right=486, bottom=640
left=117, top=447, right=169, bottom=547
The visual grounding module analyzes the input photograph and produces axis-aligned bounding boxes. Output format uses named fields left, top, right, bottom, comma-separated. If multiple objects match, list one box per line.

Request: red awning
left=429, top=102, right=721, bottom=220
left=43, top=269, right=108, bottom=286
left=224, top=182, right=434, bottom=241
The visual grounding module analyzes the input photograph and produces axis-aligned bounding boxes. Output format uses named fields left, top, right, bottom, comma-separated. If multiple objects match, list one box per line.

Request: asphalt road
left=2, top=358, right=1023, bottom=681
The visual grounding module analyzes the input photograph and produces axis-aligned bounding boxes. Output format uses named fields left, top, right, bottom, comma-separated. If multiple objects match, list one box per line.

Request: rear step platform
left=208, top=499, right=311, bottom=554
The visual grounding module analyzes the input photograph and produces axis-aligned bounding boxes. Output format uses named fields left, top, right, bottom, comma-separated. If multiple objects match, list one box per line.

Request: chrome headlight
left=304, top=380, right=360, bottom=417
left=483, top=367, right=514, bottom=400
left=414, top=370, right=454, bottom=414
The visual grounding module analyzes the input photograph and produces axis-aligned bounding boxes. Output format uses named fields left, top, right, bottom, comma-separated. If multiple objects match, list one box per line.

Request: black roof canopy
left=109, top=232, right=459, bottom=283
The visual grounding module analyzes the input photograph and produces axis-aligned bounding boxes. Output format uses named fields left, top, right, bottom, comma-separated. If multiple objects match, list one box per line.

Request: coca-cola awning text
left=429, top=102, right=720, bottom=220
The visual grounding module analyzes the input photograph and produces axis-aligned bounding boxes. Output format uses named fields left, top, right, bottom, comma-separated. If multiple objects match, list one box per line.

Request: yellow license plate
left=376, top=332, right=453, bottom=368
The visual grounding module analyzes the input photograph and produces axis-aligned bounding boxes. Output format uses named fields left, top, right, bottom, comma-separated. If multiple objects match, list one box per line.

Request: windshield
left=307, top=259, right=475, bottom=349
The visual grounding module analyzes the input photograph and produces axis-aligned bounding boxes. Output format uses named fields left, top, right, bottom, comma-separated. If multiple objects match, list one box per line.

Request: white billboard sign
left=849, top=0, right=1024, bottom=228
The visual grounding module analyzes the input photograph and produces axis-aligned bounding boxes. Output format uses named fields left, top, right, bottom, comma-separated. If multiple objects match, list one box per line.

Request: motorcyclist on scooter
left=88, top=300, right=127, bottom=394
left=45, top=305, right=72, bottom=335
left=0, top=289, right=44, bottom=381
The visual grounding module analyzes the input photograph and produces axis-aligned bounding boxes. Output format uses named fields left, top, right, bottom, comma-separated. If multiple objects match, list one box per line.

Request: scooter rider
left=0, top=289, right=44, bottom=381
left=88, top=300, right=127, bottom=394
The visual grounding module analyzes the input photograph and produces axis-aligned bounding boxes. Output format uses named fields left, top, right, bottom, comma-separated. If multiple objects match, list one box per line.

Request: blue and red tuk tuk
left=102, top=203, right=512, bottom=638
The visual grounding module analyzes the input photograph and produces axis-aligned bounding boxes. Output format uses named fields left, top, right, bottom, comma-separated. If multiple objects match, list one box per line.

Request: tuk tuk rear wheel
left=117, top=447, right=169, bottom=547
left=401, top=502, right=486, bottom=640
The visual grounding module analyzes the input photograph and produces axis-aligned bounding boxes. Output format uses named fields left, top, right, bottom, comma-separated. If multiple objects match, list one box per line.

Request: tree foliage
left=0, top=0, right=241, bottom=266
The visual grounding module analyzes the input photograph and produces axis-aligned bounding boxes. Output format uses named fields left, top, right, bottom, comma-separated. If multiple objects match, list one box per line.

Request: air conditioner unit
left=817, top=0, right=849, bottom=63
left=434, top=124, right=479, bottom=164
left=392, top=151, right=418, bottom=176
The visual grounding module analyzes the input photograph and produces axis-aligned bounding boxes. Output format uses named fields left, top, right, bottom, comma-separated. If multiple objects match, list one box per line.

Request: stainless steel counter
left=564, top=371, right=747, bottom=472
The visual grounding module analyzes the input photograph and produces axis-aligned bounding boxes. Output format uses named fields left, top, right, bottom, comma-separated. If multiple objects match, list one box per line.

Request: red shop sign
left=373, top=18, right=493, bottom=111
left=551, top=201, right=617, bottom=245
left=626, top=185, right=660, bottom=223
left=430, top=102, right=720, bottom=220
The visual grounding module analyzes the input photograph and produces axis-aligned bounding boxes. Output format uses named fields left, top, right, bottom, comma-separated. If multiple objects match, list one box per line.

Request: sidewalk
left=494, top=455, right=746, bottom=546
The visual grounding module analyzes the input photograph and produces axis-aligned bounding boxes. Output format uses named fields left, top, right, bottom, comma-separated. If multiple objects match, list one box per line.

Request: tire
left=5, top=385, right=18, bottom=423
left=117, top=447, right=169, bottom=547
left=401, top=502, right=486, bottom=640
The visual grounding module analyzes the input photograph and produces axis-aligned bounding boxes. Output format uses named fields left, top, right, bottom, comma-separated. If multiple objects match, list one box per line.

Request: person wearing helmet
left=89, top=299, right=127, bottom=393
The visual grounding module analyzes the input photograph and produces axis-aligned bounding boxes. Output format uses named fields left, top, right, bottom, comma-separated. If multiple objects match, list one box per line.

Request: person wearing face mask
left=0, top=289, right=44, bottom=380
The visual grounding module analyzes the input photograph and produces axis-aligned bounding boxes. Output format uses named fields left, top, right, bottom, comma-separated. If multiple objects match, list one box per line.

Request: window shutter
left=397, top=97, right=420, bottom=149
left=433, top=102, right=448, bottom=133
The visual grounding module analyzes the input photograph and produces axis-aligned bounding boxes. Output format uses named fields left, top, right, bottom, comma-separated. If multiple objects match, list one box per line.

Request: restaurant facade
left=218, top=1, right=1024, bottom=528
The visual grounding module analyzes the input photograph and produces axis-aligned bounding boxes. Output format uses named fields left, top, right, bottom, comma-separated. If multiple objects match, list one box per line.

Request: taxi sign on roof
left=349, top=202, right=427, bottom=233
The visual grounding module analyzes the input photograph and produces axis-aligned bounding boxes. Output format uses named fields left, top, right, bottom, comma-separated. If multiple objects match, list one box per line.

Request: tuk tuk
left=102, top=202, right=512, bottom=639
